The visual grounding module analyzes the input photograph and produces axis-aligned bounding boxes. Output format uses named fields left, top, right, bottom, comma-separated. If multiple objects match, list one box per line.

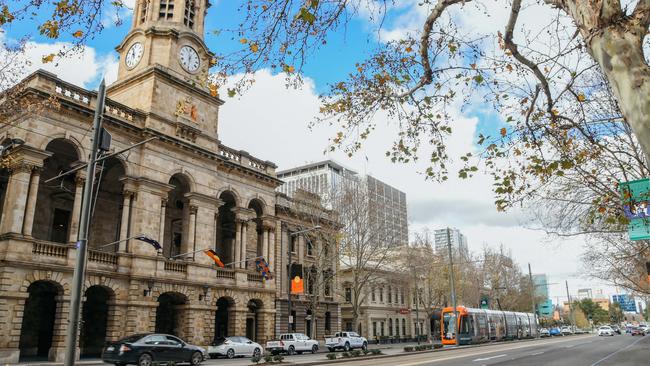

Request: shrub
left=341, top=351, right=351, bottom=358
left=326, top=353, right=337, bottom=360
left=351, top=350, right=361, bottom=357
left=252, top=355, right=262, bottom=364
left=362, top=348, right=370, bottom=355
left=370, top=349, right=382, bottom=355
left=264, top=354, right=274, bottom=363
left=433, top=344, right=443, bottom=349
left=404, top=346, right=414, bottom=352
left=273, top=354, right=284, bottom=363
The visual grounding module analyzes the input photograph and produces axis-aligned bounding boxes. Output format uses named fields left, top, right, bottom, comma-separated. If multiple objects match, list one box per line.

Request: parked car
left=101, top=333, right=206, bottom=366
left=573, top=328, right=587, bottom=334
left=561, top=326, right=573, bottom=336
left=549, top=327, right=562, bottom=336
left=207, top=336, right=263, bottom=359
left=265, top=333, right=319, bottom=355
left=539, top=328, right=550, bottom=338
left=598, top=326, right=614, bottom=336
left=630, top=326, right=645, bottom=336
left=638, top=324, right=649, bottom=335
left=325, top=331, right=368, bottom=352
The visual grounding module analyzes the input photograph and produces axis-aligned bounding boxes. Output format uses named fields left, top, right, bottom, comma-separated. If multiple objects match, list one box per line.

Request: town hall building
left=0, top=0, right=339, bottom=363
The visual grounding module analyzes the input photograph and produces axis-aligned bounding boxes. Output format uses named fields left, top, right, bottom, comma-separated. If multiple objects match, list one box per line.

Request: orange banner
left=291, top=276, right=304, bottom=294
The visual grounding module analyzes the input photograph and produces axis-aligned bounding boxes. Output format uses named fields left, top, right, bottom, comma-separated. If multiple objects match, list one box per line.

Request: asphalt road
left=325, top=334, right=650, bottom=366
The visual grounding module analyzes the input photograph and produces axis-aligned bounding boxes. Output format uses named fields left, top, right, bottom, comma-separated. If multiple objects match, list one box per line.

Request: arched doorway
left=155, top=292, right=188, bottom=337
left=80, top=286, right=112, bottom=358
left=88, top=157, right=125, bottom=251
left=163, top=175, right=191, bottom=257
left=305, top=310, right=312, bottom=338
left=33, top=139, right=79, bottom=243
left=216, top=191, right=237, bottom=263
left=246, top=299, right=262, bottom=342
left=248, top=200, right=264, bottom=262
left=214, top=297, right=233, bottom=340
left=19, top=281, right=60, bottom=361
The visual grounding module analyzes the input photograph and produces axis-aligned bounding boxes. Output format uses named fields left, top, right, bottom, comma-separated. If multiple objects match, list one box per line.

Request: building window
left=307, top=240, right=313, bottom=256
left=183, top=0, right=195, bottom=28
left=394, top=289, right=398, bottom=303
left=159, top=0, right=174, bottom=20
left=290, top=234, right=297, bottom=253
left=139, top=0, right=149, bottom=24
left=402, top=319, right=406, bottom=336
left=389, top=319, right=393, bottom=336
left=371, top=287, right=376, bottom=302
left=379, top=288, right=383, bottom=302
left=380, top=321, right=385, bottom=336
left=325, top=312, right=331, bottom=332
left=373, top=322, right=377, bottom=337
left=388, top=287, right=392, bottom=304
left=345, top=287, right=351, bottom=303
left=345, top=321, right=352, bottom=331
left=400, top=290, right=404, bottom=304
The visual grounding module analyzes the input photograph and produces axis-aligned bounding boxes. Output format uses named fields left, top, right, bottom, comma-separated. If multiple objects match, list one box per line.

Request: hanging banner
left=619, top=178, right=650, bottom=240
left=290, top=263, right=304, bottom=294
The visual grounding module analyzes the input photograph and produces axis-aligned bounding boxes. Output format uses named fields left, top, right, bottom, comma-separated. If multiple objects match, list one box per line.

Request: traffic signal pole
left=63, top=79, right=106, bottom=366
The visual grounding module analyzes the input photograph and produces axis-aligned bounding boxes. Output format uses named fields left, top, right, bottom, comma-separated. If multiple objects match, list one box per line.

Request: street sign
left=289, top=315, right=294, bottom=324
left=619, top=178, right=650, bottom=240
left=480, top=296, right=489, bottom=309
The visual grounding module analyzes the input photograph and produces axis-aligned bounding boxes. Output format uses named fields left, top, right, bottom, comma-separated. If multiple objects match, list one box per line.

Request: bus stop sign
left=619, top=178, right=650, bottom=241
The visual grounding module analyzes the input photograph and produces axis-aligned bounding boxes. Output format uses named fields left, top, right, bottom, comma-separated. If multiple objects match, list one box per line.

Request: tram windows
left=443, top=312, right=456, bottom=340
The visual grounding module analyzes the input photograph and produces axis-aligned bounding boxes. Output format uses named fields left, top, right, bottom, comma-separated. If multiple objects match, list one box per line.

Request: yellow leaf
left=506, top=64, right=513, bottom=72
left=72, top=30, right=83, bottom=38
left=239, top=38, right=248, bottom=44
left=284, top=65, right=295, bottom=73
left=209, top=84, right=218, bottom=97
left=250, top=44, right=259, bottom=53
left=577, top=93, right=586, bottom=102
left=470, top=63, right=476, bottom=69
left=42, top=53, right=56, bottom=64
left=552, top=109, right=559, bottom=116
left=357, top=66, right=363, bottom=72
left=500, top=127, right=507, bottom=137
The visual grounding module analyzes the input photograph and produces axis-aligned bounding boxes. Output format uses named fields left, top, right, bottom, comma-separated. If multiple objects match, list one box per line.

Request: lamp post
left=288, top=226, right=321, bottom=333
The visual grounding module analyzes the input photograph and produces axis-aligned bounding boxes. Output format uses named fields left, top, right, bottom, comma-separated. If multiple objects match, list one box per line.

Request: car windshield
left=118, top=334, right=149, bottom=343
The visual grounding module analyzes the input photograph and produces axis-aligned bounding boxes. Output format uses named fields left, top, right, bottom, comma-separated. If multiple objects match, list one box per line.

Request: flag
left=134, top=235, right=162, bottom=250
left=255, top=257, right=272, bottom=280
left=204, top=249, right=225, bottom=268
left=290, top=263, right=303, bottom=294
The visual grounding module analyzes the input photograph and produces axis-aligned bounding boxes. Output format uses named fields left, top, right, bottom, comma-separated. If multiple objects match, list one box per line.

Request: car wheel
left=288, top=345, right=295, bottom=355
left=138, top=353, right=153, bottom=366
left=344, top=342, right=350, bottom=352
left=297, top=351, right=304, bottom=355
left=226, top=348, right=235, bottom=359
left=311, top=345, right=318, bottom=354
left=190, top=351, right=203, bottom=365
left=253, top=348, right=261, bottom=358
left=328, top=347, right=335, bottom=352
left=362, top=342, right=368, bottom=351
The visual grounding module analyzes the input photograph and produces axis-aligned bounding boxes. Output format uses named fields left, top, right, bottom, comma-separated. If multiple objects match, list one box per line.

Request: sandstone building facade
left=0, top=0, right=337, bottom=363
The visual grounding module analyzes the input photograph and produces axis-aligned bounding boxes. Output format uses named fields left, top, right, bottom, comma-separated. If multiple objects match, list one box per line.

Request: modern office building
left=277, top=160, right=409, bottom=245
left=433, top=228, right=469, bottom=257
left=532, top=274, right=550, bottom=298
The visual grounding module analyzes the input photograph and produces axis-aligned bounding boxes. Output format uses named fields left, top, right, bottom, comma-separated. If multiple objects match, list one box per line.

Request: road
left=323, top=334, right=650, bottom=366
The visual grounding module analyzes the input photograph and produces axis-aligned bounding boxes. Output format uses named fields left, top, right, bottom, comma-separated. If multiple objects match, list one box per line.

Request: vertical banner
left=619, top=178, right=650, bottom=240
left=290, top=263, right=304, bottom=294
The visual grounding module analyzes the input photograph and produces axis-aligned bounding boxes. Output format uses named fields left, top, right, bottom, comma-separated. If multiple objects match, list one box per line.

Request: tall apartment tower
left=277, top=160, right=409, bottom=245
left=433, top=228, right=469, bottom=257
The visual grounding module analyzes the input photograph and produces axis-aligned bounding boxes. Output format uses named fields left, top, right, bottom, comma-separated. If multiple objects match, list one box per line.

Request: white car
left=561, top=326, right=573, bottom=335
left=208, top=336, right=263, bottom=359
left=266, top=333, right=319, bottom=355
left=598, top=326, right=615, bottom=336
left=638, top=324, right=649, bottom=335
left=325, top=331, right=368, bottom=352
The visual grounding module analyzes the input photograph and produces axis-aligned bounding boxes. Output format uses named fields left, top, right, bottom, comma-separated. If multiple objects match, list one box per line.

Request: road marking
left=530, top=351, right=544, bottom=356
left=589, top=336, right=647, bottom=366
left=473, top=354, right=507, bottom=361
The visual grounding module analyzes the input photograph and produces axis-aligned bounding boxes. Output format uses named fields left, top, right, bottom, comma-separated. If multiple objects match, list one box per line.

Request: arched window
left=159, top=0, right=174, bottom=20
left=139, top=0, right=149, bottom=24
left=184, top=0, right=195, bottom=28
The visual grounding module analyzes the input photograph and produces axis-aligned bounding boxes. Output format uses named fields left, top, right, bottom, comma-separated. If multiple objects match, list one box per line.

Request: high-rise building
left=433, top=228, right=469, bottom=257
left=577, top=288, right=593, bottom=300
left=277, top=160, right=409, bottom=245
left=532, top=274, right=549, bottom=298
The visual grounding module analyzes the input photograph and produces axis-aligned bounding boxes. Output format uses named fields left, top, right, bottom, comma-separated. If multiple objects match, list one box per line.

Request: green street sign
left=480, top=296, right=489, bottom=309
left=619, top=178, right=650, bottom=241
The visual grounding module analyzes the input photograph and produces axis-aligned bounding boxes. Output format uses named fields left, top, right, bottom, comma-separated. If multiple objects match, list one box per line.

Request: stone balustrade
left=32, top=241, right=69, bottom=258
left=54, top=83, right=91, bottom=105
left=88, top=249, right=118, bottom=265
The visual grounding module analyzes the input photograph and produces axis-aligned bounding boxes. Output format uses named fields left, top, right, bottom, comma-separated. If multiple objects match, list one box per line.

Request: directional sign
left=619, top=178, right=650, bottom=240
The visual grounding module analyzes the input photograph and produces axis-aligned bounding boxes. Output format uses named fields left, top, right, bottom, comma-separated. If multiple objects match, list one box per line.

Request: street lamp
left=288, top=225, right=321, bottom=332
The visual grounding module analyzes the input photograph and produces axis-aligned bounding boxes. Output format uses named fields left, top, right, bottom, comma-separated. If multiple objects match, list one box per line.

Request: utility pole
left=446, top=228, right=459, bottom=346
left=528, top=263, right=538, bottom=338
left=64, top=79, right=106, bottom=366
left=414, top=265, right=420, bottom=345
left=565, top=280, right=575, bottom=328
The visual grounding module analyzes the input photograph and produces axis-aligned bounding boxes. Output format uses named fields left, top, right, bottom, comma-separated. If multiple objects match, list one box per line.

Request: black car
left=101, top=333, right=205, bottom=366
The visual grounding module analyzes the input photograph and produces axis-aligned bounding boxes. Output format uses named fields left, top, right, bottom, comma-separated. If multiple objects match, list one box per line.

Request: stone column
left=0, top=164, right=33, bottom=234
left=234, top=220, right=242, bottom=269
left=268, top=228, right=275, bottom=273
left=68, top=174, right=85, bottom=243
left=118, top=191, right=134, bottom=252
left=213, top=212, right=218, bottom=250
left=21, top=167, right=41, bottom=236
left=262, top=228, right=269, bottom=262
left=187, top=205, right=197, bottom=256
left=158, top=198, right=167, bottom=249
left=241, top=222, right=248, bottom=268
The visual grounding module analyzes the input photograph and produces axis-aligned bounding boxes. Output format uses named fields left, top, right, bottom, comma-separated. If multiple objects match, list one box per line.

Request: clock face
left=179, top=45, right=200, bottom=73
left=125, top=42, right=144, bottom=69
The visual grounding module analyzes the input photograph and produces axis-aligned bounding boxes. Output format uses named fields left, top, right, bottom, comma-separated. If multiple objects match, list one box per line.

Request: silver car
left=208, top=336, right=263, bottom=359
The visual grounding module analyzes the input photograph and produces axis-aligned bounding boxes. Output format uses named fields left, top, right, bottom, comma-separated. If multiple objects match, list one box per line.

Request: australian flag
left=134, top=235, right=162, bottom=251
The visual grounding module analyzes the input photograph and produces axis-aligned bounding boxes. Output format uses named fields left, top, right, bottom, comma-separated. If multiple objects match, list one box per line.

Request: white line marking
left=590, top=336, right=647, bottom=366
left=530, top=351, right=544, bottom=356
left=473, top=354, right=507, bottom=362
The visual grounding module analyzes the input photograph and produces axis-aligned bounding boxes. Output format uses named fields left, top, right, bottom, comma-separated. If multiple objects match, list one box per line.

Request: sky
left=2, top=0, right=630, bottom=305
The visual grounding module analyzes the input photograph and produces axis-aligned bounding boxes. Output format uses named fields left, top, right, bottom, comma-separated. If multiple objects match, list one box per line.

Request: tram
left=440, top=306, right=538, bottom=345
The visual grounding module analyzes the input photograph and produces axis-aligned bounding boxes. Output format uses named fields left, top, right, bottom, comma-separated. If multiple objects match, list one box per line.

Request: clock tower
left=107, top=0, right=222, bottom=146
